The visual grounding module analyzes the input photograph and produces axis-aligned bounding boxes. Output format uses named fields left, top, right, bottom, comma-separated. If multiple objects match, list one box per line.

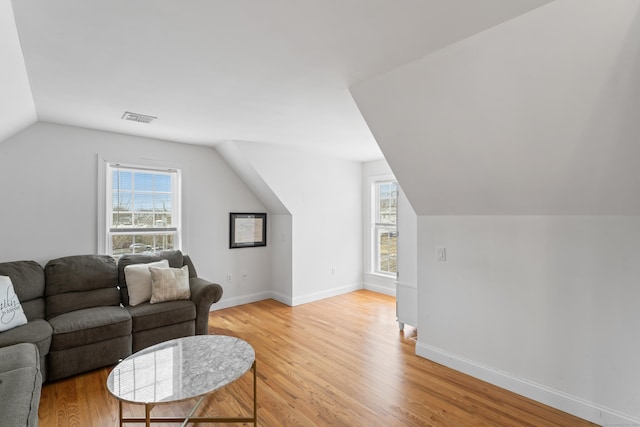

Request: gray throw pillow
left=149, top=265, right=190, bottom=304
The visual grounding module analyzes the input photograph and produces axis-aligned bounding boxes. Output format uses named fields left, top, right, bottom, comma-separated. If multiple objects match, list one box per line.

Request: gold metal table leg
left=117, top=362, right=257, bottom=425
left=145, top=403, right=151, bottom=427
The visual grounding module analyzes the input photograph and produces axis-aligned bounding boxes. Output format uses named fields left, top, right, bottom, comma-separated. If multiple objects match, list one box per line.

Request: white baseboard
left=210, top=291, right=274, bottom=310
left=209, top=284, right=363, bottom=310
left=291, top=282, right=362, bottom=306
left=416, top=342, right=640, bottom=427
left=364, top=273, right=396, bottom=296
left=269, top=291, right=293, bottom=306
left=364, top=282, right=395, bottom=296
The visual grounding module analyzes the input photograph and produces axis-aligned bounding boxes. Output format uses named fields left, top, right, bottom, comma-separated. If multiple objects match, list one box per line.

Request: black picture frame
left=229, top=213, right=267, bottom=248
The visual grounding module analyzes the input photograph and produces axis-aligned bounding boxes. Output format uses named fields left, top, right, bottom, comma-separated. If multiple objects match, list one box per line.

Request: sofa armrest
left=0, top=343, right=42, bottom=427
left=188, top=277, right=223, bottom=335
left=183, top=255, right=198, bottom=278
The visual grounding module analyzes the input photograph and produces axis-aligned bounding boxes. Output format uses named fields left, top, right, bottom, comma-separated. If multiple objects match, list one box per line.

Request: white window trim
left=367, top=174, right=397, bottom=279
left=97, top=155, right=183, bottom=255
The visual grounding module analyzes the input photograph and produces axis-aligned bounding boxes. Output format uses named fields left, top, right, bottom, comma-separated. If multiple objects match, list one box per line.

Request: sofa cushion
left=48, top=306, right=131, bottom=351
left=0, top=276, right=28, bottom=332
left=0, top=261, right=45, bottom=317
left=150, top=265, right=190, bottom=304
left=45, top=255, right=120, bottom=319
left=0, top=318, right=52, bottom=357
left=124, top=259, right=169, bottom=306
left=0, top=342, right=40, bottom=371
left=0, top=344, right=41, bottom=427
left=126, top=300, right=195, bottom=332
left=48, top=334, right=132, bottom=382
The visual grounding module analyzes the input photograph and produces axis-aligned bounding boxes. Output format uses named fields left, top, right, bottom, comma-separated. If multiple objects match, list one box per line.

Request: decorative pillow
left=124, top=259, right=170, bottom=306
left=149, top=265, right=190, bottom=304
left=0, top=275, right=28, bottom=332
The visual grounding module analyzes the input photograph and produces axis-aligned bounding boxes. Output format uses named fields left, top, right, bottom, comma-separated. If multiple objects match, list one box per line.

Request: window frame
left=371, top=179, right=398, bottom=277
left=98, top=158, right=182, bottom=256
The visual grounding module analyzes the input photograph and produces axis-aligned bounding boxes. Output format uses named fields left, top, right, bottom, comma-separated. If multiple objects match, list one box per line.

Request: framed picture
left=229, top=213, right=267, bottom=248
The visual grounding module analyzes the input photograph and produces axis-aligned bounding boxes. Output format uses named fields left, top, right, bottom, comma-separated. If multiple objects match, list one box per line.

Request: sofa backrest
left=44, top=255, right=120, bottom=319
left=0, top=261, right=46, bottom=321
left=116, top=250, right=188, bottom=306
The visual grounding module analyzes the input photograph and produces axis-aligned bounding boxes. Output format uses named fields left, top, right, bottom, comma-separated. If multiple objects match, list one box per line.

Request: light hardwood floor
left=38, top=290, right=594, bottom=426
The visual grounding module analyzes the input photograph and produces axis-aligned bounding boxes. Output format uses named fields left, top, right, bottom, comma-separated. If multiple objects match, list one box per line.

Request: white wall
left=417, top=216, right=640, bottom=424
left=351, top=0, right=640, bottom=424
left=268, top=214, right=293, bottom=303
left=214, top=140, right=293, bottom=305
left=0, top=0, right=37, bottom=143
left=230, top=142, right=363, bottom=305
left=352, top=0, right=640, bottom=216
left=0, top=122, right=271, bottom=308
left=396, top=189, right=417, bottom=328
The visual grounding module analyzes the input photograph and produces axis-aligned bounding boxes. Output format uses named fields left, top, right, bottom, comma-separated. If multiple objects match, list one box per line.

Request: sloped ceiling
left=352, top=0, right=640, bottom=214
left=0, top=0, right=36, bottom=143
left=9, top=0, right=550, bottom=161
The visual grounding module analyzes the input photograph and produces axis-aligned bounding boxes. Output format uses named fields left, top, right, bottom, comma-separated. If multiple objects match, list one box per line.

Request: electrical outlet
left=226, top=273, right=232, bottom=283
left=436, top=247, right=447, bottom=261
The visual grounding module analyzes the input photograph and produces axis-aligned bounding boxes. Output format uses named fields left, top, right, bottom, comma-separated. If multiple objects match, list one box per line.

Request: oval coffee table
left=107, top=335, right=256, bottom=426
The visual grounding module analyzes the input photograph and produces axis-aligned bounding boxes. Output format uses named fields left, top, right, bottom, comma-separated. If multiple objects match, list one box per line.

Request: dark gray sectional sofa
left=0, top=343, right=42, bottom=427
left=0, top=250, right=223, bottom=426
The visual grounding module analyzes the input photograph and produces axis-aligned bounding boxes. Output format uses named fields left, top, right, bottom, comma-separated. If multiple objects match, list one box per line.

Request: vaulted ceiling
left=352, top=0, right=640, bottom=214
left=3, top=0, right=551, bottom=161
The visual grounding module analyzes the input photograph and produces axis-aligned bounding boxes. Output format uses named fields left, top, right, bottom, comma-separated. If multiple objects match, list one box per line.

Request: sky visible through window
left=379, top=182, right=396, bottom=201
left=112, top=170, right=172, bottom=214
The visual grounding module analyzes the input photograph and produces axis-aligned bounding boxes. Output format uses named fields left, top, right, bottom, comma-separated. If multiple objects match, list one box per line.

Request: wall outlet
left=436, top=247, right=447, bottom=261
left=226, top=273, right=232, bottom=283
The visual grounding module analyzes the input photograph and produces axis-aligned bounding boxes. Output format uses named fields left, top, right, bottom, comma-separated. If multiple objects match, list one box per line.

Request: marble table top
left=107, top=335, right=255, bottom=404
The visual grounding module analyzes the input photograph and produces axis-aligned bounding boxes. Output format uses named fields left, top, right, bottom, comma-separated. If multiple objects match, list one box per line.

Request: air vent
left=122, top=111, right=157, bottom=124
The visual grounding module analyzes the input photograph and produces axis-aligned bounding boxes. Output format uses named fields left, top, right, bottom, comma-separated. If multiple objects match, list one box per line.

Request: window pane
left=111, top=233, right=175, bottom=256
left=112, top=170, right=132, bottom=191
left=377, top=227, right=397, bottom=274
left=133, top=212, right=154, bottom=227
left=376, top=181, right=397, bottom=225
left=155, top=174, right=172, bottom=192
left=154, top=213, right=172, bottom=228
left=154, top=193, right=172, bottom=212
left=134, top=172, right=155, bottom=192
left=112, top=212, right=133, bottom=227
left=112, top=234, right=134, bottom=256
left=133, top=193, right=154, bottom=211
left=153, top=234, right=174, bottom=251
left=112, top=193, right=132, bottom=211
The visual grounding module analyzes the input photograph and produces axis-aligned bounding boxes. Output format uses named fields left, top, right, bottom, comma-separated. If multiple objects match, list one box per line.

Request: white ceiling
left=10, top=0, right=551, bottom=161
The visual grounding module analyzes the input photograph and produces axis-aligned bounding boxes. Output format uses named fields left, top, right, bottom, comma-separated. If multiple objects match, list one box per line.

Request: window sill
left=369, top=271, right=396, bottom=279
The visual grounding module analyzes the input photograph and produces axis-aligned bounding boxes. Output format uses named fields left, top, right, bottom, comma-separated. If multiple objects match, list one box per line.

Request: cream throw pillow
left=0, top=275, right=28, bottom=332
left=149, top=265, right=190, bottom=304
left=124, top=259, right=170, bottom=306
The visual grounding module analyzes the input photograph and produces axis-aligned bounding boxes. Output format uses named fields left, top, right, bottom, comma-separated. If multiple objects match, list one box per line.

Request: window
left=105, top=163, right=181, bottom=256
left=373, top=180, right=397, bottom=276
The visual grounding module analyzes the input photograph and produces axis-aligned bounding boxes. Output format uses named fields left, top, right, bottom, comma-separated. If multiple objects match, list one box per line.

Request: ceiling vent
left=122, top=111, right=157, bottom=124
